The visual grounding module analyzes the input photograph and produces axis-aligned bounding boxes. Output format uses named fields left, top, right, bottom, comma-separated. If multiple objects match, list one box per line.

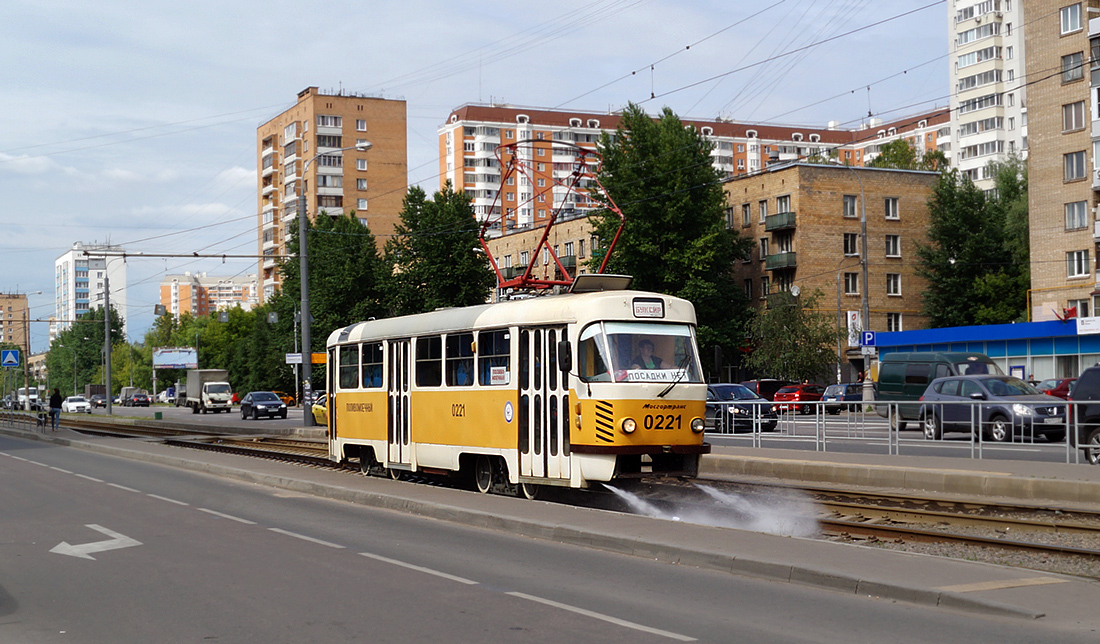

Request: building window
left=744, top=279, right=752, bottom=299
left=357, top=178, right=368, bottom=190
left=843, top=233, right=858, bottom=256
left=759, top=238, right=769, bottom=260
left=776, top=195, right=791, bottom=213
left=844, top=273, right=859, bottom=295
left=1066, top=201, right=1088, bottom=230
left=519, top=251, right=529, bottom=266
left=843, top=195, right=858, bottom=218
left=1061, top=3, right=1082, bottom=34
left=317, top=115, right=342, bottom=128
left=886, top=273, right=901, bottom=296
left=1062, top=52, right=1084, bottom=82
left=1069, top=298, right=1091, bottom=317
left=742, top=204, right=751, bottom=227
left=884, top=197, right=899, bottom=220
left=758, top=199, right=768, bottom=223
left=887, top=313, right=903, bottom=332
left=356, top=119, right=367, bottom=131
left=1068, top=250, right=1091, bottom=278
left=885, top=234, right=901, bottom=257
left=760, top=276, right=770, bottom=298
left=1065, top=151, right=1087, bottom=181
left=356, top=159, right=367, bottom=171
left=358, top=199, right=368, bottom=210
left=1063, top=101, right=1086, bottom=132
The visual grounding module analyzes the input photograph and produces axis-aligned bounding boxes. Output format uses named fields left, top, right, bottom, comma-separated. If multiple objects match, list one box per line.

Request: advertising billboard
left=153, top=347, right=198, bottom=370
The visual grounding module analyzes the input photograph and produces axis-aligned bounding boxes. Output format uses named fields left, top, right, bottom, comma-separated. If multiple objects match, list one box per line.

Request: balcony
left=765, top=211, right=796, bottom=232
left=765, top=252, right=797, bottom=271
left=500, top=264, right=528, bottom=280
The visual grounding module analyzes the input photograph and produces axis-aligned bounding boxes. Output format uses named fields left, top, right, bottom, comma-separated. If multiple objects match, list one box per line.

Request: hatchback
left=919, top=375, right=1065, bottom=442
left=822, top=383, right=874, bottom=414
left=772, top=384, right=826, bottom=414
left=240, top=391, right=288, bottom=420
left=706, top=384, right=778, bottom=433
left=1036, top=378, right=1075, bottom=400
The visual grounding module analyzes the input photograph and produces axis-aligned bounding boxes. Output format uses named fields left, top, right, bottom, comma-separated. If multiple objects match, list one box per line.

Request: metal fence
left=0, top=409, right=50, bottom=432
left=704, top=399, right=1098, bottom=465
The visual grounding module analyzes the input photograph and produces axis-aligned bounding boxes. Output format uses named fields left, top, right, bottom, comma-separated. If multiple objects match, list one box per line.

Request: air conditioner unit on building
left=975, top=15, right=981, bottom=23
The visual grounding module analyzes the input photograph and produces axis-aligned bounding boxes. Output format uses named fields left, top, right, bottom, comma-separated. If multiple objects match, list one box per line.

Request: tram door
left=388, top=340, right=411, bottom=467
left=519, top=327, right=570, bottom=481
left=327, top=346, right=338, bottom=457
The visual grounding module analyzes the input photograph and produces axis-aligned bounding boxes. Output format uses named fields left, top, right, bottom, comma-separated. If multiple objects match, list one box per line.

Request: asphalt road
left=1, top=433, right=1095, bottom=643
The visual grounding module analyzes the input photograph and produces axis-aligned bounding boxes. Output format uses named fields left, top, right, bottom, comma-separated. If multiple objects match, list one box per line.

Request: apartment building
left=159, top=272, right=260, bottom=317
left=1024, top=0, right=1099, bottom=321
left=948, top=0, right=1028, bottom=191
left=727, top=164, right=938, bottom=379
left=256, top=87, right=408, bottom=302
left=439, top=104, right=948, bottom=234
left=53, top=242, right=126, bottom=342
left=0, top=293, right=30, bottom=357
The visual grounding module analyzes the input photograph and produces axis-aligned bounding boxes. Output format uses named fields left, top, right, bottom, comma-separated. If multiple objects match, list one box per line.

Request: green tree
left=867, top=139, right=947, bottom=171
left=384, top=183, right=496, bottom=316
left=589, top=102, right=754, bottom=371
left=916, top=164, right=1028, bottom=327
left=744, top=290, right=841, bottom=382
left=47, top=306, right=123, bottom=396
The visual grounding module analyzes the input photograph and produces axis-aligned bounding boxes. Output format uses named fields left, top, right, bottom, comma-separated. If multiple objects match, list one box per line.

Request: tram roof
left=327, top=290, right=698, bottom=346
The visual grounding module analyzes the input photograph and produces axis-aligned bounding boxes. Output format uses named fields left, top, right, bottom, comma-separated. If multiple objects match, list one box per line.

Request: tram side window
left=478, top=329, right=511, bottom=386
left=415, top=336, right=443, bottom=387
left=339, top=345, right=360, bottom=389
left=578, top=329, right=609, bottom=381
left=446, top=333, right=475, bottom=387
left=361, top=342, right=383, bottom=388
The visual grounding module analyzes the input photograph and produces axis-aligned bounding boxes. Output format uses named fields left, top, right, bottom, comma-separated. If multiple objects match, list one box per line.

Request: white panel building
left=52, top=242, right=127, bottom=344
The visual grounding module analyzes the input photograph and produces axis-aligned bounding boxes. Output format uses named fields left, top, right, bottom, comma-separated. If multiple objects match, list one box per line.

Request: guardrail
left=0, top=409, right=49, bottom=432
left=704, top=399, right=1097, bottom=465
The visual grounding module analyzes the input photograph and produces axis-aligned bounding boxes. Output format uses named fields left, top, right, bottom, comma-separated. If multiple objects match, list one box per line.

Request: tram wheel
left=474, top=455, right=493, bottom=494
left=517, top=482, right=539, bottom=500
left=388, top=467, right=404, bottom=481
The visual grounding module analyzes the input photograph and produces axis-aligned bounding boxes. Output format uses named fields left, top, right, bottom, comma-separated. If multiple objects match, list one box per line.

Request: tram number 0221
left=451, top=403, right=466, bottom=417
left=643, top=414, right=682, bottom=430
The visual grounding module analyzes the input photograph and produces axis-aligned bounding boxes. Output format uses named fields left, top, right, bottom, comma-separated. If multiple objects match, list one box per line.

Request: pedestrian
left=48, top=388, right=63, bottom=431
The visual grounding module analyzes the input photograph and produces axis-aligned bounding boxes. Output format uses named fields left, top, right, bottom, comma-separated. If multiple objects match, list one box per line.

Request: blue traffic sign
left=1, top=349, right=20, bottom=367
left=861, top=331, right=876, bottom=347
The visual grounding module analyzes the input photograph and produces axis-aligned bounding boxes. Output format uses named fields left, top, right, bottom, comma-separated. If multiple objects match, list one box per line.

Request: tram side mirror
left=557, top=340, right=572, bottom=373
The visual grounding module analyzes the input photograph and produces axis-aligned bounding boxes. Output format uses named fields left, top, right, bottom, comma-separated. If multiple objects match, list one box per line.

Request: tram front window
left=578, top=322, right=702, bottom=383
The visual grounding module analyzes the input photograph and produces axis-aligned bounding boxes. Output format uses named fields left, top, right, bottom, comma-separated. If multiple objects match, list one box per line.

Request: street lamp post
left=298, top=141, right=371, bottom=426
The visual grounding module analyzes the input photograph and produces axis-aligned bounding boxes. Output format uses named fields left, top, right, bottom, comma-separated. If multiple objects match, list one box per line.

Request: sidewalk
left=3, top=422, right=1099, bottom=629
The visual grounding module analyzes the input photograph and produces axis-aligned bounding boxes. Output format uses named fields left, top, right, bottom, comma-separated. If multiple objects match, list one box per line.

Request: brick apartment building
left=0, top=293, right=30, bottom=357
left=159, top=272, right=260, bottom=317
left=726, top=163, right=938, bottom=379
left=1025, top=0, right=1100, bottom=321
left=256, top=87, right=408, bottom=302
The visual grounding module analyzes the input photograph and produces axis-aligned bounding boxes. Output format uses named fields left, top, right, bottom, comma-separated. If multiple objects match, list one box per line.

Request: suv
left=919, top=375, right=1065, bottom=442
left=876, top=352, right=1001, bottom=430
left=1068, top=367, right=1100, bottom=464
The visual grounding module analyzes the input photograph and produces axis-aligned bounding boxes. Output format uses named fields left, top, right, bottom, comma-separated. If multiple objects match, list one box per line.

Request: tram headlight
left=691, top=417, right=705, bottom=433
left=621, top=417, right=637, bottom=434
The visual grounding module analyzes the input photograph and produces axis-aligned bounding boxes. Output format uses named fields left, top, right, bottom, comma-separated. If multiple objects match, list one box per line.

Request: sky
left=0, top=0, right=947, bottom=352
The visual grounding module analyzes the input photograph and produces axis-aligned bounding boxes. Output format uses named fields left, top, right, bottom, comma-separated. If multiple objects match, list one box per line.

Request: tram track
left=51, top=415, right=1100, bottom=577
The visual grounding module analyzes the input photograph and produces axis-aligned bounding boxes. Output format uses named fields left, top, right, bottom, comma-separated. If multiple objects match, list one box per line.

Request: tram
left=323, top=275, right=709, bottom=497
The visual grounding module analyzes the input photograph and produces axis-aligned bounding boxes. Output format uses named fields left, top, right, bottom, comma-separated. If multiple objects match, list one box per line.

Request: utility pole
left=105, top=275, right=112, bottom=416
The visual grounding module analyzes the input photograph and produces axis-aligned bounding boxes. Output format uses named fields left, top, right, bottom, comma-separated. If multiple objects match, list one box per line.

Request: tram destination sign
left=632, top=298, right=664, bottom=319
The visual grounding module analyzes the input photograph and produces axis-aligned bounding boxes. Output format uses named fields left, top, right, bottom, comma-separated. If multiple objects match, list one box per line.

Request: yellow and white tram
left=324, top=277, right=709, bottom=496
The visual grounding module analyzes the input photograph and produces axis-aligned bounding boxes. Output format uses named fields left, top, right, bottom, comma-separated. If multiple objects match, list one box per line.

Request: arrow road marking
left=50, top=524, right=142, bottom=560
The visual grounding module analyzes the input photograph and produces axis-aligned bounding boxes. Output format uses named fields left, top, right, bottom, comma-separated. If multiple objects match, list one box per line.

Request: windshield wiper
left=657, top=353, right=693, bottom=398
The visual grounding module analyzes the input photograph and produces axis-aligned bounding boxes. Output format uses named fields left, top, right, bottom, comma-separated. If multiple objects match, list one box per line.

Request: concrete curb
left=0, top=425, right=1044, bottom=620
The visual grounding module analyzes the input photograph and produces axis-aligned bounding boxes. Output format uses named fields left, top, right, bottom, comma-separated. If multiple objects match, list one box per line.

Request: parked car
left=61, top=396, right=92, bottom=414
left=89, top=394, right=107, bottom=408
left=876, top=351, right=1001, bottom=430
left=272, top=390, right=296, bottom=406
left=706, top=384, right=778, bottom=433
left=312, top=393, right=328, bottom=426
left=739, top=379, right=795, bottom=401
left=1036, top=378, right=1076, bottom=400
left=918, top=375, right=1065, bottom=442
left=822, top=383, right=875, bottom=414
left=125, top=393, right=150, bottom=407
left=772, top=384, right=826, bottom=414
left=240, top=391, right=288, bottom=420
left=1067, top=367, right=1100, bottom=464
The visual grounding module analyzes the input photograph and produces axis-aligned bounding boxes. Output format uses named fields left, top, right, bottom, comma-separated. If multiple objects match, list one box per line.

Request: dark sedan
left=90, top=394, right=107, bottom=408
left=706, top=384, right=778, bottom=433
left=240, top=391, right=288, bottom=420
left=918, top=375, right=1065, bottom=442
left=125, top=393, right=150, bottom=407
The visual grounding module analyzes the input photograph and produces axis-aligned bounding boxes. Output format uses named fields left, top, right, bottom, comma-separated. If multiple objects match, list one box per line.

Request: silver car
left=918, top=375, right=1065, bottom=442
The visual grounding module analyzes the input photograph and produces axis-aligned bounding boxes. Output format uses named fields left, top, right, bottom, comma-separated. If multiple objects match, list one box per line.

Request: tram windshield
left=578, top=322, right=703, bottom=383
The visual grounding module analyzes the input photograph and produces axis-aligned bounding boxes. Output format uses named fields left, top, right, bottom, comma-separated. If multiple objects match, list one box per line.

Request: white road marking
left=107, top=483, right=141, bottom=493
left=50, top=467, right=73, bottom=474
left=506, top=592, right=697, bottom=642
left=147, top=494, right=188, bottom=506
left=268, top=528, right=345, bottom=549
left=358, top=552, right=479, bottom=585
left=198, top=508, right=256, bottom=525
left=26, top=460, right=49, bottom=467
left=74, top=474, right=103, bottom=483
left=50, top=524, right=143, bottom=560
left=9, top=455, right=27, bottom=461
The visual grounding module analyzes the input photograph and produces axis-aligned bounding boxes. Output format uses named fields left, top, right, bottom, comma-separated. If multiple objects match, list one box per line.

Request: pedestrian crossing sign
left=1, top=349, right=19, bottom=367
